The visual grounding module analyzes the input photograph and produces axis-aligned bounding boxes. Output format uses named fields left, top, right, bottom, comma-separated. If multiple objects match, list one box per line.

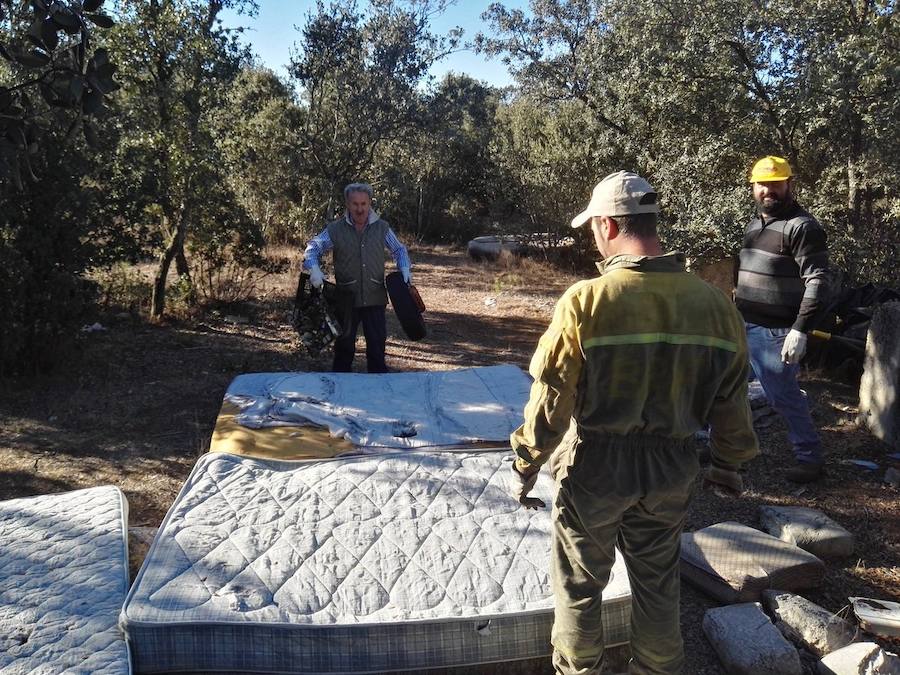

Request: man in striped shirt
left=735, top=156, right=830, bottom=482
left=303, top=182, right=411, bottom=373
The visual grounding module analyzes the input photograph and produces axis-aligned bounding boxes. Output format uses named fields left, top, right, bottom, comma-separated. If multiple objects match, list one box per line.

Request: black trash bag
left=292, top=272, right=354, bottom=354
left=807, top=274, right=900, bottom=375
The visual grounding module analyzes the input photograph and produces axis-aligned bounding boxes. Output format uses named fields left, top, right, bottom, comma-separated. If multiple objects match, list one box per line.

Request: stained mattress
left=122, top=451, right=632, bottom=673
left=222, top=365, right=532, bottom=449
left=0, top=486, right=131, bottom=674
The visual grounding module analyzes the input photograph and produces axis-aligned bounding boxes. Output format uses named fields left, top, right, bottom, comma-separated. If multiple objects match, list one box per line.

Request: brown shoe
left=786, top=462, right=824, bottom=483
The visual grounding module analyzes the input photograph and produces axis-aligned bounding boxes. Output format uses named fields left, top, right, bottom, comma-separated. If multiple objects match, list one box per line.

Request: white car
left=466, top=235, right=529, bottom=261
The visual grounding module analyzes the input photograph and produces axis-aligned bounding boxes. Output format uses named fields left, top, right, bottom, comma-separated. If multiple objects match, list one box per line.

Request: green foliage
left=0, top=0, right=117, bottom=188
left=103, top=0, right=259, bottom=317
left=0, top=0, right=118, bottom=374
left=289, top=0, right=461, bottom=223
left=374, top=73, right=502, bottom=243
left=0, top=141, right=103, bottom=374
left=479, top=0, right=899, bottom=283
left=94, top=262, right=151, bottom=313
left=214, top=67, right=306, bottom=243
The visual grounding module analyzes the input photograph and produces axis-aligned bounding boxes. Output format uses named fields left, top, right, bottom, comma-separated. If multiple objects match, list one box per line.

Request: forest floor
left=1, top=245, right=898, bottom=673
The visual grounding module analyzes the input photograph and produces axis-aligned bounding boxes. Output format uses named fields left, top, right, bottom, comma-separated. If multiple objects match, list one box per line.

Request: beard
left=755, top=193, right=787, bottom=215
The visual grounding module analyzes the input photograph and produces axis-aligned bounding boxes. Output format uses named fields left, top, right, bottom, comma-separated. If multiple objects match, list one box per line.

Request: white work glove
left=308, top=266, right=324, bottom=289
left=511, top=460, right=545, bottom=510
left=400, top=267, right=411, bottom=284
left=781, top=329, right=807, bottom=365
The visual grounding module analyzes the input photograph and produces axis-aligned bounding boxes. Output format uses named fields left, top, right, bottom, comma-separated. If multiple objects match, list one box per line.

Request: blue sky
left=220, top=0, right=527, bottom=88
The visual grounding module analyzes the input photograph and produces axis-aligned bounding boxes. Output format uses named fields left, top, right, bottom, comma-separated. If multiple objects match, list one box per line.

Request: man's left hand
left=511, top=460, right=545, bottom=509
left=781, top=329, right=808, bottom=364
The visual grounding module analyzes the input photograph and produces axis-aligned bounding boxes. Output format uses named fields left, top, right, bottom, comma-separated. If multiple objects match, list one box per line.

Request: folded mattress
left=122, top=451, right=632, bottom=673
left=0, top=486, right=131, bottom=674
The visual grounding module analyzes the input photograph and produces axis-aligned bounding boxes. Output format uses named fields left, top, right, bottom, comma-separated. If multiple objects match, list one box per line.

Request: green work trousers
left=550, top=433, right=699, bottom=675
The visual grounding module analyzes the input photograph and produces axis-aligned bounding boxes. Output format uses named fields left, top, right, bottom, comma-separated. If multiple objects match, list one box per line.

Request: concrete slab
left=817, top=641, right=900, bottom=674
left=859, top=301, right=900, bottom=449
left=703, top=602, right=802, bottom=675
left=681, top=522, right=825, bottom=603
left=758, top=505, right=855, bottom=559
left=762, top=590, right=858, bottom=657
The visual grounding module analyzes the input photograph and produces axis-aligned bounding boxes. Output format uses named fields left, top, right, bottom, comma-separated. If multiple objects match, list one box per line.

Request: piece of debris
left=847, top=459, right=880, bottom=470
left=681, top=522, right=825, bottom=603
left=223, top=315, right=249, bottom=325
left=80, top=322, right=107, bottom=332
left=816, top=641, right=900, bottom=675
left=758, top=506, right=855, bottom=559
left=849, top=597, right=900, bottom=638
left=484, top=297, right=497, bottom=307
left=703, top=603, right=803, bottom=675
left=884, top=467, right=900, bottom=488
left=761, top=590, right=857, bottom=657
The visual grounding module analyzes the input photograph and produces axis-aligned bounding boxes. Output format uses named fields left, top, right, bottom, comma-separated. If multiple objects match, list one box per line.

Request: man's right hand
left=703, top=464, right=744, bottom=497
left=309, top=266, right=324, bottom=289
left=511, top=459, right=546, bottom=510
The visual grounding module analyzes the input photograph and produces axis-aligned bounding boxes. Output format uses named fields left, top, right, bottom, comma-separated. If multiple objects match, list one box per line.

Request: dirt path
left=1, top=244, right=897, bottom=672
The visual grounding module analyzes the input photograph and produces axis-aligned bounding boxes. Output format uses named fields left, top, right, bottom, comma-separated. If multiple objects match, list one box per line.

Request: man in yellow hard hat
left=510, top=171, right=758, bottom=674
left=735, top=156, right=830, bottom=482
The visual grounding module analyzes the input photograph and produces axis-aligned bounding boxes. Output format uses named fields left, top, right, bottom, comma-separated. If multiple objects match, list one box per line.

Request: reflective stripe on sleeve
left=583, top=333, right=738, bottom=352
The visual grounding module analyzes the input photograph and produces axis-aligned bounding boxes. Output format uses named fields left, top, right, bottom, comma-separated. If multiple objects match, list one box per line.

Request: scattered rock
left=850, top=597, right=900, bottom=638
left=885, top=467, right=900, bottom=488
left=681, top=522, right=825, bottom=603
left=817, top=641, right=900, bottom=675
left=762, top=590, right=857, bottom=657
left=758, top=506, right=855, bottom=559
left=223, top=315, right=249, bottom=325
left=858, top=301, right=900, bottom=450
left=703, top=602, right=803, bottom=675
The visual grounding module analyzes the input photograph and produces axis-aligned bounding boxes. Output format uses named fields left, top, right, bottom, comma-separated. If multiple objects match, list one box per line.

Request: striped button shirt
left=303, top=213, right=411, bottom=272
left=735, top=203, right=829, bottom=332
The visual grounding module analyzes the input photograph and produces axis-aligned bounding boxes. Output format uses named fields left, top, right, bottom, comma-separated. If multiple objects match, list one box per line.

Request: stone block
left=859, top=301, right=900, bottom=449
left=703, top=602, right=802, bottom=675
left=817, top=641, right=900, bottom=675
left=681, top=522, right=825, bottom=603
left=762, top=590, right=858, bottom=657
left=759, top=505, right=855, bottom=558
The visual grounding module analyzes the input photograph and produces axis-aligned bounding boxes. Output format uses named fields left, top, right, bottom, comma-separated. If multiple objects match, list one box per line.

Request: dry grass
left=2, top=244, right=898, bottom=673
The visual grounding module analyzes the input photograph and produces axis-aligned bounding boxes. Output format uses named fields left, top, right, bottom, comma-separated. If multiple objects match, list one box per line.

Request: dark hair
left=614, top=212, right=658, bottom=238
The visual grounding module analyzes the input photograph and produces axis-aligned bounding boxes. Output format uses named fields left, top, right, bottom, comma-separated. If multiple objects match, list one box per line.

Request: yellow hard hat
left=749, top=156, right=792, bottom=183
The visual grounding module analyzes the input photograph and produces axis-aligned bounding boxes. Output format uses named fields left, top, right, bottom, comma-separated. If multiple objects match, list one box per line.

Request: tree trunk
left=175, top=243, right=190, bottom=278
left=150, top=208, right=189, bottom=319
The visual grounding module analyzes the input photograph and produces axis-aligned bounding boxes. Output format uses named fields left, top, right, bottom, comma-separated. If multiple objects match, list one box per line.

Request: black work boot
left=785, top=461, right=824, bottom=483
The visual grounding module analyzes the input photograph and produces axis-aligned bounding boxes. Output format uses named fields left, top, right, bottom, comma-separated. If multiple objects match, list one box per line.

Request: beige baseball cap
left=570, top=171, right=659, bottom=228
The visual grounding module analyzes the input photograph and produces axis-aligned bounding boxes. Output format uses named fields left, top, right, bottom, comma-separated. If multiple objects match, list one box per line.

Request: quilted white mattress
left=122, top=451, right=631, bottom=673
left=0, top=486, right=131, bottom=675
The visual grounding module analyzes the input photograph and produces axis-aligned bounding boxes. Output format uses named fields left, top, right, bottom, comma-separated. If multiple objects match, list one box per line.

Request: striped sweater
left=735, top=203, right=830, bottom=332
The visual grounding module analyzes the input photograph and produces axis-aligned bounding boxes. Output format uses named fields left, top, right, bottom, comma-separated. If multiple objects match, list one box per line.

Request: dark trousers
left=332, top=305, right=388, bottom=373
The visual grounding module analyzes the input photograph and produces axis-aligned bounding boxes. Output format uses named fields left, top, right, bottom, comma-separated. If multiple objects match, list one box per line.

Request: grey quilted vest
left=326, top=217, right=389, bottom=307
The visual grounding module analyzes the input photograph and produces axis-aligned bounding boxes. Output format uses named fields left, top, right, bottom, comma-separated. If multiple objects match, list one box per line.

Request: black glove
left=511, top=460, right=546, bottom=510
left=703, top=462, right=744, bottom=497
